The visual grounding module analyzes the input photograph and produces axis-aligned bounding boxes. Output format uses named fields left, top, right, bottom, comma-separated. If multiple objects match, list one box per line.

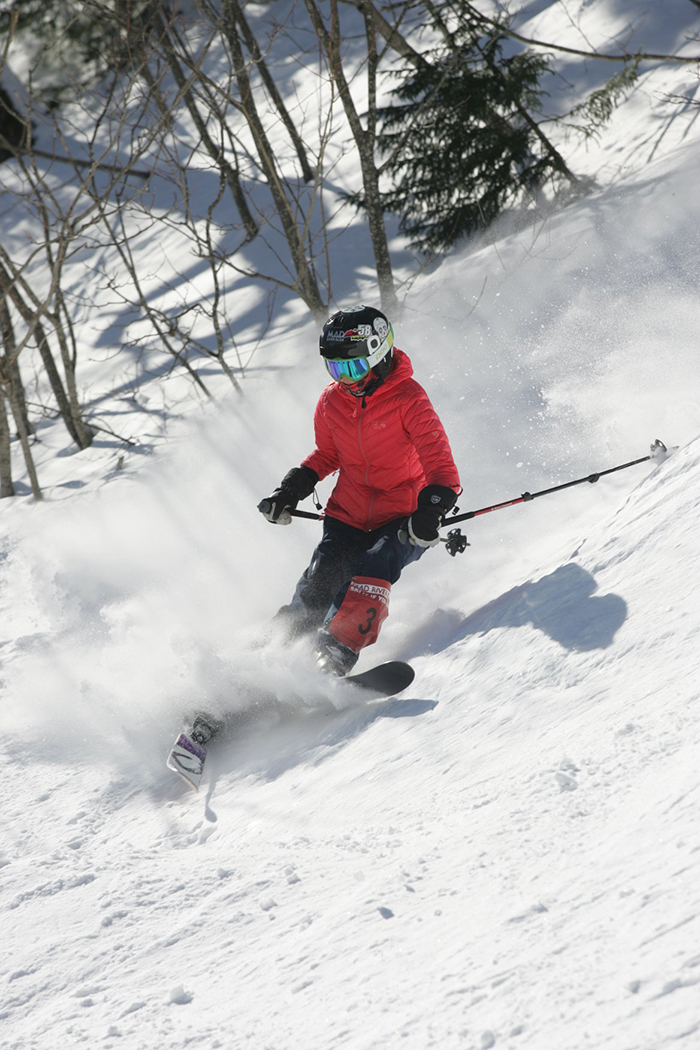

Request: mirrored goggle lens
left=325, top=357, right=371, bottom=381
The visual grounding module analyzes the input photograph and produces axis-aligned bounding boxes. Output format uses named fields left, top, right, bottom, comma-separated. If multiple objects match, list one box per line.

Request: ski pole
left=287, top=439, right=671, bottom=553
left=289, top=507, right=324, bottom=520
left=445, top=439, right=669, bottom=528
left=434, top=439, right=671, bottom=556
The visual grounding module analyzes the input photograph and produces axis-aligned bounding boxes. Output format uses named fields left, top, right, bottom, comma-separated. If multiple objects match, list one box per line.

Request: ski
left=167, top=714, right=223, bottom=792
left=167, top=732, right=207, bottom=791
left=166, top=665, right=413, bottom=791
left=343, top=660, right=414, bottom=696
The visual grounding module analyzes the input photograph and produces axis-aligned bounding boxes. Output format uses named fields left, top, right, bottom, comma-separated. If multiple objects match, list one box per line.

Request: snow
left=2, top=1, right=700, bottom=1047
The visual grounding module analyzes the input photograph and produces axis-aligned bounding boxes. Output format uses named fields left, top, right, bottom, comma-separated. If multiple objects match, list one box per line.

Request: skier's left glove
left=258, top=465, right=319, bottom=525
left=407, top=484, right=457, bottom=547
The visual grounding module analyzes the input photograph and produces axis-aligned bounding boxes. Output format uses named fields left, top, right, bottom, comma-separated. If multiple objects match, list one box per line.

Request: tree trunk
left=46, top=302, right=94, bottom=449
left=227, top=0, right=317, bottom=183
left=0, top=290, right=31, bottom=437
left=0, top=385, right=14, bottom=497
left=220, top=0, right=327, bottom=318
left=347, top=0, right=425, bottom=68
left=0, top=260, right=90, bottom=449
left=305, top=0, right=399, bottom=315
left=5, top=367, right=41, bottom=500
left=152, top=9, right=259, bottom=240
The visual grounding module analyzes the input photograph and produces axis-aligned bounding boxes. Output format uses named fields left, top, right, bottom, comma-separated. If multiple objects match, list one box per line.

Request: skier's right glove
left=257, top=465, right=319, bottom=525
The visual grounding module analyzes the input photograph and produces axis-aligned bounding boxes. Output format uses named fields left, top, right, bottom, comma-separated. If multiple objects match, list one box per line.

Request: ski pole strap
left=447, top=442, right=667, bottom=527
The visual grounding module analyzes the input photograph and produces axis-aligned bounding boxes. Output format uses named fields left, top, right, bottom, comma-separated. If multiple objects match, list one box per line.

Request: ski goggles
left=325, top=356, right=371, bottom=382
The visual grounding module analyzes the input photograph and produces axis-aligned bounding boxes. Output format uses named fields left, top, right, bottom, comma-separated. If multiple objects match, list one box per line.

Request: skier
left=258, top=305, right=461, bottom=675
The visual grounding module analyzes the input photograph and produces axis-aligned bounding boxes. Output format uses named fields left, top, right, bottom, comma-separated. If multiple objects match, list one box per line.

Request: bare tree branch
left=227, top=0, right=317, bottom=183
left=466, top=1, right=700, bottom=64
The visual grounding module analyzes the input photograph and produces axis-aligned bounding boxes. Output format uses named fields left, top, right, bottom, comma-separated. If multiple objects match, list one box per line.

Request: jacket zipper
left=357, top=398, right=374, bottom=529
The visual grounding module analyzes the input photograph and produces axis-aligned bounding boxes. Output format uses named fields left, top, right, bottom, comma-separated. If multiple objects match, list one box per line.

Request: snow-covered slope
left=3, top=433, right=700, bottom=1050
left=2, top=1, right=700, bottom=1047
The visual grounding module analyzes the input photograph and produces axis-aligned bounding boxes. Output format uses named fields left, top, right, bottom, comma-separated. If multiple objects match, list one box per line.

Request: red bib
left=328, top=576, right=391, bottom=652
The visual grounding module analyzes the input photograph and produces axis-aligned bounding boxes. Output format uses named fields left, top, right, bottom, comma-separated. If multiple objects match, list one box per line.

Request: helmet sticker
left=373, top=317, right=389, bottom=339
left=325, top=324, right=374, bottom=343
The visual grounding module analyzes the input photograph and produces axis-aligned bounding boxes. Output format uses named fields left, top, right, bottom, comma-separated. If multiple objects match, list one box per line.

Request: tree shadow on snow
left=406, top=563, right=627, bottom=657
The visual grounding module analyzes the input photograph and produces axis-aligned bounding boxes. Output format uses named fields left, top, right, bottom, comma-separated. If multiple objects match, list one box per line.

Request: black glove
left=407, top=484, right=457, bottom=547
left=258, top=466, right=319, bottom=525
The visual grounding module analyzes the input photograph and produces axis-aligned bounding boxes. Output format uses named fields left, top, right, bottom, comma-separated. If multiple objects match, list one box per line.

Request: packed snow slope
left=2, top=1, right=700, bottom=1048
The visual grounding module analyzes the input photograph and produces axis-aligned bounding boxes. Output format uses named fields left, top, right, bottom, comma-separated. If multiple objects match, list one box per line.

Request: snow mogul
left=258, top=305, right=461, bottom=676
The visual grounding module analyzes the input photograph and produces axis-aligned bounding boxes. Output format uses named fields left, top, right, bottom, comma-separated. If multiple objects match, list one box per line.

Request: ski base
left=344, top=660, right=414, bottom=696
left=167, top=732, right=208, bottom=791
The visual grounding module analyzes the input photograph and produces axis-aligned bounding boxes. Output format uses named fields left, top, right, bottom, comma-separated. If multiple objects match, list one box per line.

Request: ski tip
left=378, top=661, right=415, bottom=690
left=166, top=754, right=202, bottom=791
left=346, top=660, right=415, bottom=696
left=171, top=770, right=201, bottom=792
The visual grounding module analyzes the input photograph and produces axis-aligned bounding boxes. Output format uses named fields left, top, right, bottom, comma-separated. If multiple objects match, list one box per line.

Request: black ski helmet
left=319, top=305, right=394, bottom=394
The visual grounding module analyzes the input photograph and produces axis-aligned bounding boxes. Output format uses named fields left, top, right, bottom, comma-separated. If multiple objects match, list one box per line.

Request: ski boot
left=315, top=629, right=359, bottom=677
left=190, top=712, right=224, bottom=746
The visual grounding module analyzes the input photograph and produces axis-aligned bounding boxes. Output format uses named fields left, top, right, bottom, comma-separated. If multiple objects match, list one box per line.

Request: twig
left=465, top=2, right=700, bottom=64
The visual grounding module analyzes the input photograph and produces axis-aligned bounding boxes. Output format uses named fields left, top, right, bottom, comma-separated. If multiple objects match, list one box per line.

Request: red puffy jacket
left=302, top=349, right=460, bottom=531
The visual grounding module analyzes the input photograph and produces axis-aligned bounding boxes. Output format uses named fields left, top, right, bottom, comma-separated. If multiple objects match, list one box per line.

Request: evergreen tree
left=374, top=1, right=572, bottom=253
